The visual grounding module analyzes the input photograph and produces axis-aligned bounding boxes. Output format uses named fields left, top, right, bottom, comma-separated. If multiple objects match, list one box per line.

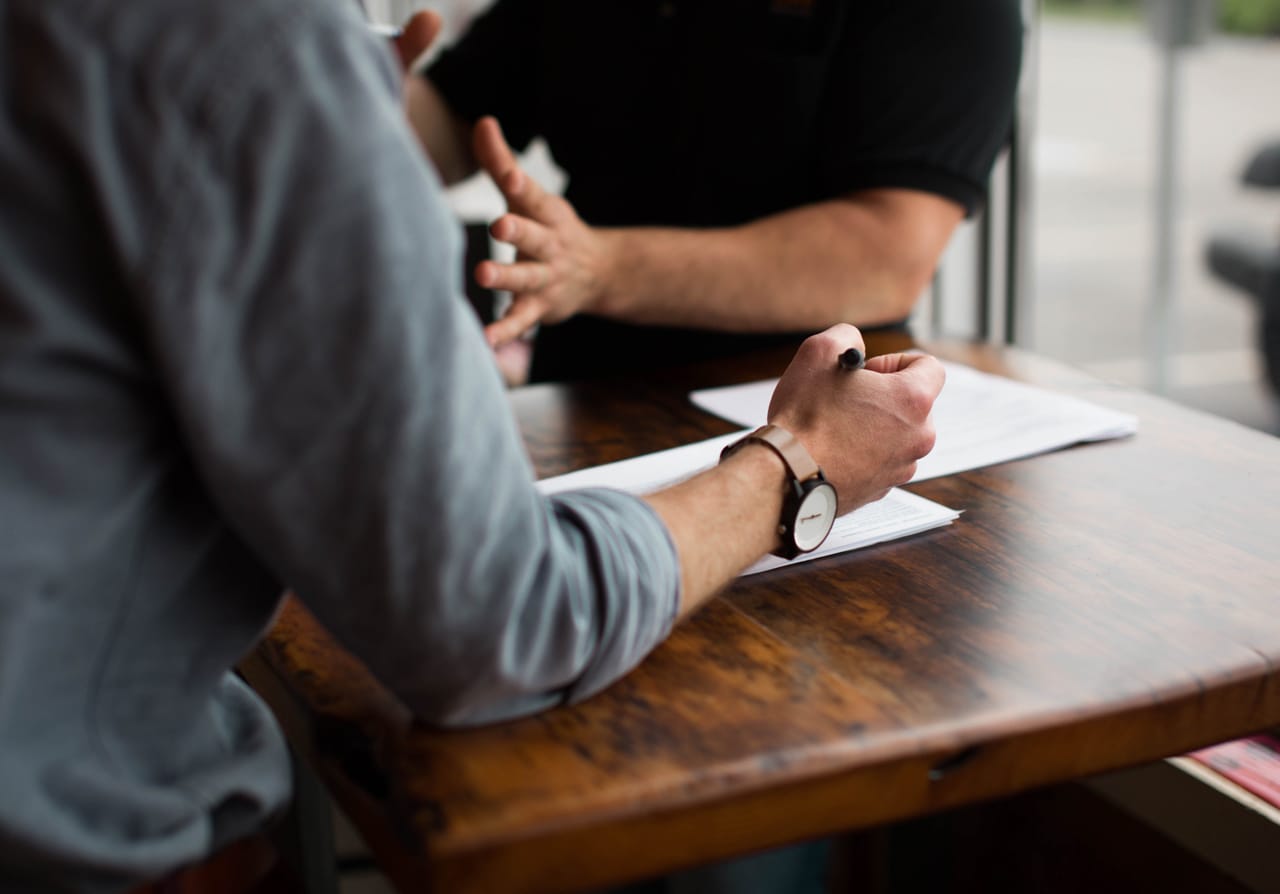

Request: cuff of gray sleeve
left=550, top=488, right=681, bottom=705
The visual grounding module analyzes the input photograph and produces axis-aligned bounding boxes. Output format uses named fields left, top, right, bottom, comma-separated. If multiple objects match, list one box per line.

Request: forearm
left=644, top=443, right=787, bottom=619
left=595, top=190, right=961, bottom=332
left=403, top=76, right=475, bottom=185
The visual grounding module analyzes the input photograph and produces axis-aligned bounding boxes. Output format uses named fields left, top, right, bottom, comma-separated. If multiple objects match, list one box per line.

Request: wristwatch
left=720, top=424, right=838, bottom=559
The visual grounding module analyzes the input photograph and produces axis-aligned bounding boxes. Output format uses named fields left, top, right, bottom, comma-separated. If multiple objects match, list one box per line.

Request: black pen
left=838, top=347, right=865, bottom=372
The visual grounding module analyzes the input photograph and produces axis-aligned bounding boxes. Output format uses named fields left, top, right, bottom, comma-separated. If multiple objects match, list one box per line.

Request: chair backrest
left=923, top=0, right=1039, bottom=346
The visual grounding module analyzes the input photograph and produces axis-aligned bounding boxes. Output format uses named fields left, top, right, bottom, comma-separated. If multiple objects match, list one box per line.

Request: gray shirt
left=0, top=0, right=680, bottom=889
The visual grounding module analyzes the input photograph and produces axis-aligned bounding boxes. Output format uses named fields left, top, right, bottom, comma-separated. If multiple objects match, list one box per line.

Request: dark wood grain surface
left=244, top=336, right=1280, bottom=894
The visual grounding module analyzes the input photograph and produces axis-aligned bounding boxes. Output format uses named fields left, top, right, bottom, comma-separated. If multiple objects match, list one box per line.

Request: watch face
left=794, top=483, right=837, bottom=552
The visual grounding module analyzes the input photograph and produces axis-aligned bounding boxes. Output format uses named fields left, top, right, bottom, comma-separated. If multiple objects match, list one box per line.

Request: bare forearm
left=595, top=190, right=962, bottom=332
left=643, top=444, right=786, bottom=619
left=471, top=122, right=965, bottom=347
left=403, top=77, right=475, bottom=185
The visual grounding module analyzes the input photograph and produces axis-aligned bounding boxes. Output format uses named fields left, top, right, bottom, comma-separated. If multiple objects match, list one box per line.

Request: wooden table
left=243, top=335, right=1280, bottom=894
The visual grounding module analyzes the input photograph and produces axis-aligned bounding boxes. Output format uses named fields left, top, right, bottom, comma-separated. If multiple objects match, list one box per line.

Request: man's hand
left=768, top=324, right=944, bottom=515
left=645, top=324, right=941, bottom=617
left=472, top=117, right=614, bottom=347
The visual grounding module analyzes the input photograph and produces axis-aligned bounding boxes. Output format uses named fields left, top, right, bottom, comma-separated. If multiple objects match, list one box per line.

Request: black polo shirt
left=430, top=0, right=1023, bottom=381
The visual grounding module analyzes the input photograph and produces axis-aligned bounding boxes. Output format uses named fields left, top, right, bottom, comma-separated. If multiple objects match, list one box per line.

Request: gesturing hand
left=473, top=117, right=613, bottom=347
left=768, top=325, right=945, bottom=515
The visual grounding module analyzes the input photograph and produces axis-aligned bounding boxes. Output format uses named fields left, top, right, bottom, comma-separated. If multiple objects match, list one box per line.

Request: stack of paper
left=536, top=360, right=1137, bottom=576
left=689, top=360, right=1139, bottom=483
left=739, top=489, right=959, bottom=576
left=537, top=440, right=960, bottom=576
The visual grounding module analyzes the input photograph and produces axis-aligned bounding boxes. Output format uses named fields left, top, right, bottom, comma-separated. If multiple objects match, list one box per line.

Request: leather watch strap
left=723, top=424, right=821, bottom=482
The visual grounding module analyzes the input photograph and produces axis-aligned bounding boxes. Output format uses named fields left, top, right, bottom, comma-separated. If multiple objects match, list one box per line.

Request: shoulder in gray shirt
left=0, top=0, right=680, bottom=889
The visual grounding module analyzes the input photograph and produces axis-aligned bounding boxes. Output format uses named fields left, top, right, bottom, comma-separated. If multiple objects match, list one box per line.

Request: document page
left=738, top=488, right=959, bottom=576
left=689, top=361, right=1139, bottom=482
left=536, top=434, right=959, bottom=576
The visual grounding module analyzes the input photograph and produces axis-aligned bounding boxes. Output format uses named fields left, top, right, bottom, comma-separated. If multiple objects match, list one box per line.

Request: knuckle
left=901, top=382, right=934, bottom=417
left=827, top=322, right=860, bottom=341
left=801, top=329, right=842, bottom=359
left=933, top=357, right=948, bottom=386
left=916, top=424, right=937, bottom=459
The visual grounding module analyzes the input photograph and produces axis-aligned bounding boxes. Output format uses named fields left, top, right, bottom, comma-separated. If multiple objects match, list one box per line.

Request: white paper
left=536, top=435, right=959, bottom=577
left=536, top=431, right=743, bottom=497
left=689, top=360, right=1139, bottom=482
left=738, top=488, right=959, bottom=576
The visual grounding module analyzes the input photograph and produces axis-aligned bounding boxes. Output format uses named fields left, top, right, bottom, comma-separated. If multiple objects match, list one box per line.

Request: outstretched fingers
left=473, top=117, right=557, bottom=219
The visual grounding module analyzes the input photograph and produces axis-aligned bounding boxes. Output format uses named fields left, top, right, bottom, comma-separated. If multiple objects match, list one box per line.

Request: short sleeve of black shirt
left=428, top=0, right=544, bottom=153
left=820, top=0, right=1023, bottom=215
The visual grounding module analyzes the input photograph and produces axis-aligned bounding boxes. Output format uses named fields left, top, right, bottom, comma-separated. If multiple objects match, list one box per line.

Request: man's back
left=0, top=2, right=689, bottom=887
left=0, top=1, right=337, bottom=887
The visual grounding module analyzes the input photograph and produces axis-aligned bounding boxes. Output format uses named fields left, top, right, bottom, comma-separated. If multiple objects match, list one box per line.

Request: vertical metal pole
left=976, top=206, right=993, bottom=341
left=1148, top=41, right=1182, bottom=394
left=930, top=269, right=945, bottom=340
left=1007, top=0, right=1040, bottom=346
left=930, top=269, right=943, bottom=339
left=1005, top=126, right=1022, bottom=344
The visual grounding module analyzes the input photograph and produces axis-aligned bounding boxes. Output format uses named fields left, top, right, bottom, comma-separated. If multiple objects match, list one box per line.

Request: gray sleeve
left=115, top=1, right=680, bottom=725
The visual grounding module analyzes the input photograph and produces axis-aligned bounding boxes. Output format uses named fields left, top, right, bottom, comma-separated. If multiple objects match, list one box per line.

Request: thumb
left=864, top=351, right=937, bottom=375
left=393, top=9, right=443, bottom=70
left=864, top=352, right=913, bottom=374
